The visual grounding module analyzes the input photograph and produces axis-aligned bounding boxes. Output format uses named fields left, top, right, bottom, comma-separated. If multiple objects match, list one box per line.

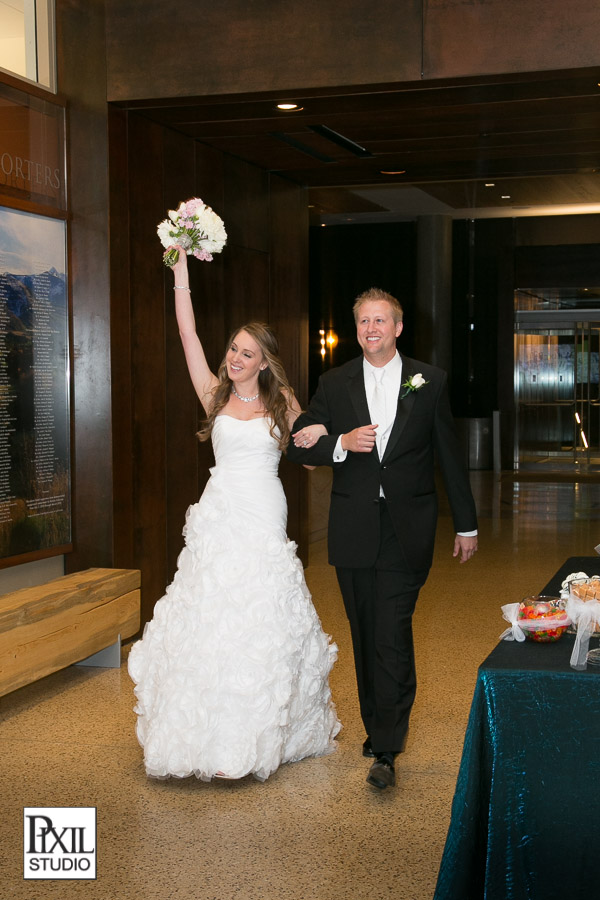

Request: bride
left=128, top=249, right=340, bottom=781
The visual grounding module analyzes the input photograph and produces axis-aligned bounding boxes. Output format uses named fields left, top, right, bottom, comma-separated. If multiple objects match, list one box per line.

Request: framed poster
left=0, top=204, right=71, bottom=563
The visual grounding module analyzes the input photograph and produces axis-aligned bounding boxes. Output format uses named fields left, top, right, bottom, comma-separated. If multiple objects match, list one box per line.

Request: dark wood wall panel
left=193, top=144, right=225, bottom=222
left=109, top=114, right=309, bottom=627
left=57, top=0, right=113, bottom=573
left=106, top=0, right=600, bottom=100
left=190, top=143, right=226, bottom=382
left=190, top=144, right=226, bottom=510
left=108, top=106, right=134, bottom=569
left=223, top=247, right=270, bottom=331
left=224, top=157, right=270, bottom=253
left=424, top=0, right=600, bottom=80
left=105, top=0, right=421, bottom=100
left=269, top=176, right=309, bottom=406
left=127, top=114, right=169, bottom=625
left=269, top=174, right=310, bottom=558
left=162, top=128, right=202, bottom=581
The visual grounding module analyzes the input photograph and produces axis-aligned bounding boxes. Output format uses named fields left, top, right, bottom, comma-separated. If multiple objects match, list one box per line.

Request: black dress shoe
left=366, top=753, right=396, bottom=790
left=362, top=737, right=376, bottom=758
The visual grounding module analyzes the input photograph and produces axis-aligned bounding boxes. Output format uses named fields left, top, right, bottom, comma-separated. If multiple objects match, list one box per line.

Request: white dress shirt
left=333, top=353, right=402, bottom=462
left=332, top=352, right=477, bottom=538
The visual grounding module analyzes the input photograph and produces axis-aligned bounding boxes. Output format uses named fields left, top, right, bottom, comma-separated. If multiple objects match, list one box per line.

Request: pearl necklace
left=231, top=385, right=259, bottom=403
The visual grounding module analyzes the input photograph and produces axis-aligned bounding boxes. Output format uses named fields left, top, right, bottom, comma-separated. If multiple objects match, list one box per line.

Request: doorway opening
left=514, top=289, right=600, bottom=471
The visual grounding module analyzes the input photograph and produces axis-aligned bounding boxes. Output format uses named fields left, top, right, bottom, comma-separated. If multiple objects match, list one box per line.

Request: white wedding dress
left=128, top=414, right=340, bottom=781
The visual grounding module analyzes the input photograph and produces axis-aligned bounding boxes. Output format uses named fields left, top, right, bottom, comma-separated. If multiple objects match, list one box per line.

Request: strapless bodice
left=211, top=415, right=281, bottom=476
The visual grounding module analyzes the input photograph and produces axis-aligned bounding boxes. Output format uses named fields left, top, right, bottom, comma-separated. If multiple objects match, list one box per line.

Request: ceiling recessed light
left=501, top=194, right=511, bottom=199
left=276, top=103, right=302, bottom=111
left=485, top=183, right=495, bottom=187
left=380, top=170, right=406, bottom=175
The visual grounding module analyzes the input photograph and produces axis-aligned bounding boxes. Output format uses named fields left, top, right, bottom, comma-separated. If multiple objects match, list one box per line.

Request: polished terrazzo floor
left=2, top=471, right=600, bottom=899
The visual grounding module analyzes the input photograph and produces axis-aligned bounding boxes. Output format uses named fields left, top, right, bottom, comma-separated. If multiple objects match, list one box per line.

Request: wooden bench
left=0, top=567, right=141, bottom=697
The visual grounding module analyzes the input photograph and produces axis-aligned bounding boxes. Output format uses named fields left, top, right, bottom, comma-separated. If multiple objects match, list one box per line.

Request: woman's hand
left=293, top=423, right=327, bottom=448
left=171, top=246, right=189, bottom=287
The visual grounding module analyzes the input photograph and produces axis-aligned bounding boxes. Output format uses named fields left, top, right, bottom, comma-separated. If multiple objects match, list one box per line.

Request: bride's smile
left=226, top=330, right=265, bottom=389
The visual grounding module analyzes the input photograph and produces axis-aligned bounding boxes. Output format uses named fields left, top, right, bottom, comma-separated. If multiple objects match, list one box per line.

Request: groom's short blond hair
left=353, top=287, right=404, bottom=324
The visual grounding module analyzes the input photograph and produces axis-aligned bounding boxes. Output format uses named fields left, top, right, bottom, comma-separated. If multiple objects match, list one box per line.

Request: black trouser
left=336, top=500, right=429, bottom=754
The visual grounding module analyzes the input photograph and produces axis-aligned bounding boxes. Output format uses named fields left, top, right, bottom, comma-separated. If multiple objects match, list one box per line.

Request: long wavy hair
left=197, top=322, right=296, bottom=450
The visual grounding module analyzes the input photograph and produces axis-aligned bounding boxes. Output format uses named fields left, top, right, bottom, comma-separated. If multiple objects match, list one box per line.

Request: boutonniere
left=400, top=373, right=428, bottom=399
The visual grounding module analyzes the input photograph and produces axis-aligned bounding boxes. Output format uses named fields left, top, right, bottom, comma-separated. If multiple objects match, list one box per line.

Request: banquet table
left=433, top=557, right=600, bottom=900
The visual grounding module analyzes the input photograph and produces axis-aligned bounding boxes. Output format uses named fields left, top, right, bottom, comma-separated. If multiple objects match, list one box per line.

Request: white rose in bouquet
left=157, top=198, right=227, bottom=267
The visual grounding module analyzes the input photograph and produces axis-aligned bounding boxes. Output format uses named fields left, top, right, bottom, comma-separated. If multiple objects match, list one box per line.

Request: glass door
left=575, top=323, right=600, bottom=462
left=514, top=323, right=600, bottom=469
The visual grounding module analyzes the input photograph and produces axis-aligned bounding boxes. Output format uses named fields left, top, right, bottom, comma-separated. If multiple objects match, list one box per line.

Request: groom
left=287, top=287, right=478, bottom=790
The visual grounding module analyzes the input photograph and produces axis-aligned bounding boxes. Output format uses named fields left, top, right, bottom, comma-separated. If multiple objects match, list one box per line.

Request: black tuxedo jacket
left=287, top=354, right=478, bottom=572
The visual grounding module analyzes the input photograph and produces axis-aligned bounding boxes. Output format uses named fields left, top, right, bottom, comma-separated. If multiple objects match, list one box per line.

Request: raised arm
left=171, top=250, right=219, bottom=413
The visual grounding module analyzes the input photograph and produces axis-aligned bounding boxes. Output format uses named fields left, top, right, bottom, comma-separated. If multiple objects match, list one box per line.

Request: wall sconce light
left=319, top=328, right=338, bottom=362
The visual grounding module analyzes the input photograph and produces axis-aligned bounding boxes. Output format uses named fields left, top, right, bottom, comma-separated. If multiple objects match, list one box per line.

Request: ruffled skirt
left=128, top=468, right=340, bottom=781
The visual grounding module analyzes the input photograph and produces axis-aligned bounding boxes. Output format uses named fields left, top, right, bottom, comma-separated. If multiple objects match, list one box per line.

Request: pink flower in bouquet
left=157, top=198, right=227, bottom=267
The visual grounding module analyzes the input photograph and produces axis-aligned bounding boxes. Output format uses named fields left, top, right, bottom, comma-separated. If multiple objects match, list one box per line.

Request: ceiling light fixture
left=501, top=194, right=511, bottom=199
left=485, top=183, right=495, bottom=187
left=309, top=124, right=373, bottom=158
left=380, top=170, right=406, bottom=175
left=276, top=103, right=303, bottom=111
left=269, top=131, right=335, bottom=162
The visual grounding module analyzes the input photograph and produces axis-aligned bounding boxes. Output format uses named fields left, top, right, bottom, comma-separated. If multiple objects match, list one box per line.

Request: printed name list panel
left=0, top=206, right=70, bottom=560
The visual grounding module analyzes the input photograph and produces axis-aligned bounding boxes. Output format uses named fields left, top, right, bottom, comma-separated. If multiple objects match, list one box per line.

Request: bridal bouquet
left=157, top=198, right=227, bottom=267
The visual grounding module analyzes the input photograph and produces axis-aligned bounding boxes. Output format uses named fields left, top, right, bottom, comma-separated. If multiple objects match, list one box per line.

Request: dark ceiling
left=125, top=67, right=600, bottom=224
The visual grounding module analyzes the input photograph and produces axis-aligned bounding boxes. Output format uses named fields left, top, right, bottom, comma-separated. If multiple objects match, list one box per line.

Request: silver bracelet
left=173, top=285, right=190, bottom=290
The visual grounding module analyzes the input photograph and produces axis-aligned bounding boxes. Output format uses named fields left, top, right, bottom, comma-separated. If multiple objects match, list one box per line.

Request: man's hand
left=341, top=425, right=378, bottom=453
left=453, top=534, right=478, bottom=563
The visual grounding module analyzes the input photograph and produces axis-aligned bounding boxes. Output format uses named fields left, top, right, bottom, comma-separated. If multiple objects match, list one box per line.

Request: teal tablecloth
left=434, top=557, right=600, bottom=900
